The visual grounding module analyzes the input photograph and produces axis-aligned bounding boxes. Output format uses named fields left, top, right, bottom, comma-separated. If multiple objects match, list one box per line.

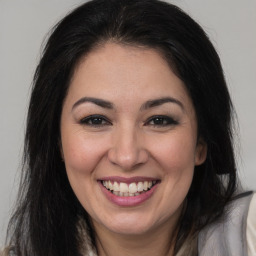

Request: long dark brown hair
left=6, top=0, right=237, bottom=255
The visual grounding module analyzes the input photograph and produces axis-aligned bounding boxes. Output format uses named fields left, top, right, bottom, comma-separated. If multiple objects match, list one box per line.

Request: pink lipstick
left=98, top=176, right=160, bottom=207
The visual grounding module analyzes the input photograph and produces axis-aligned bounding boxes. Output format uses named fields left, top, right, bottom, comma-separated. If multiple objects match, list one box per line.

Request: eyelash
left=80, top=115, right=112, bottom=127
left=145, top=115, right=178, bottom=127
left=79, top=115, right=178, bottom=127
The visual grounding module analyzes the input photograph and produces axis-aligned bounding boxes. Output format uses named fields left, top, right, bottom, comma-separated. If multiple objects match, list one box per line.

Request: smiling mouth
left=101, top=180, right=159, bottom=197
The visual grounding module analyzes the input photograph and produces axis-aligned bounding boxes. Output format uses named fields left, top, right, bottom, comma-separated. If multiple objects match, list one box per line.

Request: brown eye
left=145, top=116, right=178, bottom=126
left=80, top=115, right=111, bottom=126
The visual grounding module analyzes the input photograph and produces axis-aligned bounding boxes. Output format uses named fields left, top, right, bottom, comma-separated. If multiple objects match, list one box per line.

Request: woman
left=2, top=0, right=255, bottom=255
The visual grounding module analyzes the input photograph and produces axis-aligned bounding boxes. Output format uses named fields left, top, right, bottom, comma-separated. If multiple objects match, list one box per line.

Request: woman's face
left=60, top=43, right=206, bottom=236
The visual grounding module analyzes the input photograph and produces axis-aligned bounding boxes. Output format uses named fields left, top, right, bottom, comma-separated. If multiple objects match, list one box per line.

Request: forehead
left=66, top=43, right=194, bottom=113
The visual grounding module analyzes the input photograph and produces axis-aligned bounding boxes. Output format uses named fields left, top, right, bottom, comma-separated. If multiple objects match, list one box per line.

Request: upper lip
left=99, top=176, right=160, bottom=184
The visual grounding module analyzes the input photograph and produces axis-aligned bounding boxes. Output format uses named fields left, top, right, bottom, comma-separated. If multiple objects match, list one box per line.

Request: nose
left=107, top=125, right=149, bottom=171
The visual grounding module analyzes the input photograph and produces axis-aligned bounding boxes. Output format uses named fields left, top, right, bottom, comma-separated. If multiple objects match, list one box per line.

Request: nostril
left=107, top=147, right=148, bottom=170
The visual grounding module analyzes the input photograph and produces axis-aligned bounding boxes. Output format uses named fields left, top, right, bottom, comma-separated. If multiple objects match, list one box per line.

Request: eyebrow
left=140, top=97, right=184, bottom=111
left=72, top=97, right=113, bottom=110
left=72, top=96, right=184, bottom=111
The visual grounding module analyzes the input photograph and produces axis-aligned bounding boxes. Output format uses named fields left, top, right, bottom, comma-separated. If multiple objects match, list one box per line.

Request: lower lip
left=98, top=181, right=159, bottom=207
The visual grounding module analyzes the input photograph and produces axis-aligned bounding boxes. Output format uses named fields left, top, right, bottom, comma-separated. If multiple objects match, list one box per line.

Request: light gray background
left=0, top=0, right=255, bottom=246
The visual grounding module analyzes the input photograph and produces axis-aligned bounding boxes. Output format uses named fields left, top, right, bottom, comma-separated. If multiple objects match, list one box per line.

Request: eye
left=145, top=115, right=178, bottom=127
left=80, top=115, right=112, bottom=126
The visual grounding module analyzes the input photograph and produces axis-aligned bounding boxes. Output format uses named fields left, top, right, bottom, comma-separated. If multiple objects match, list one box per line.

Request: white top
left=198, top=192, right=256, bottom=256
left=247, top=193, right=256, bottom=255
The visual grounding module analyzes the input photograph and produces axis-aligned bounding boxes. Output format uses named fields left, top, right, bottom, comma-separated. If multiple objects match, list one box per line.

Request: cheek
left=61, top=133, right=108, bottom=210
left=151, top=132, right=197, bottom=173
left=152, top=133, right=196, bottom=213
left=62, top=132, right=107, bottom=178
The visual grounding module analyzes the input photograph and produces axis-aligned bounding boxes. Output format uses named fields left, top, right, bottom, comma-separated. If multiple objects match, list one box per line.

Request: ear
left=195, top=137, right=207, bottom=166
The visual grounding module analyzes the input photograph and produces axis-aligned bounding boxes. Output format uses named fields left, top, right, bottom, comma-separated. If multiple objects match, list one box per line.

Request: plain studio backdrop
left=0, top=0, right=255, bottom=246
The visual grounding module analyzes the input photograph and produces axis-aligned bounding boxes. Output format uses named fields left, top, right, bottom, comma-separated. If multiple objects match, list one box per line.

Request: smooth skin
left=60, top=43, right=207, bottom=256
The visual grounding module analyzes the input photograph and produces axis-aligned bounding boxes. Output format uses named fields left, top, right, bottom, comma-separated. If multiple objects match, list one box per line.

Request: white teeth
left=113, top=181, right=119, bottom=192
left=137, top=182, right=144, bottom=192
left=120, top=182, right=129, bottom=193
left=108, top=181, right=113, bottom=190
left=143, top=181, right=148, bottom=191
left=129, top=183, right=137, bottom=193
left=102, top=179, right=157, bottom=196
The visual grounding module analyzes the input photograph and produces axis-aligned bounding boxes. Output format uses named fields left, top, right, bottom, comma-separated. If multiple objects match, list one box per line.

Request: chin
left=109, top=223, right=153, bottom=236
left=98, top=213, right=158, bottom=236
